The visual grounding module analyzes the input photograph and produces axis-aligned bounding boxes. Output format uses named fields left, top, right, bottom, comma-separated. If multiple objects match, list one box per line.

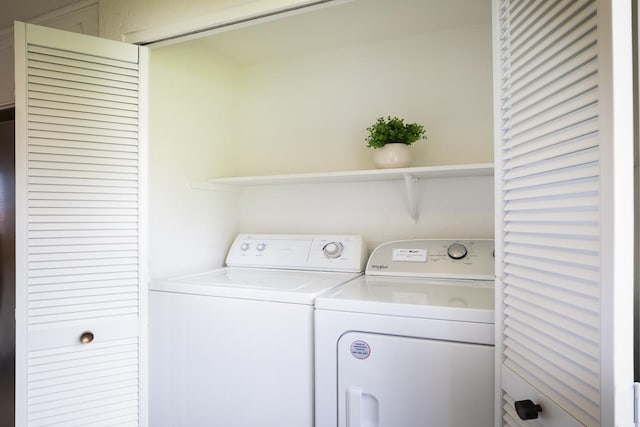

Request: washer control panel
left=226, top=234, right=368, bottom=272
left=366, top=239, right=494, bottom=280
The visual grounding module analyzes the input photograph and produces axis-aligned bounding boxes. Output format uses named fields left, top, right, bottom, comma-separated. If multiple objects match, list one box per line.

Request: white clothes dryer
left=314, top=239, right=495, bottom=427
left=149, top=234, right=367, bottom=427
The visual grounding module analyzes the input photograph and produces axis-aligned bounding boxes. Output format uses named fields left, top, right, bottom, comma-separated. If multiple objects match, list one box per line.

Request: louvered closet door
left=494, top=0, right=634, bottom=426
left=14, top=22, right=148, bottom=426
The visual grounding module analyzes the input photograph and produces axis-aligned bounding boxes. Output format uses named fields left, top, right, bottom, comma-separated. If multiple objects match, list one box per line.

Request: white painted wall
left=237, top=177, right=495, bottom=251
left=142, top=0, right=494, bottom=278
left=235, top=23, right=493, bottom=175
left=148, top=41, right=241, bottom=278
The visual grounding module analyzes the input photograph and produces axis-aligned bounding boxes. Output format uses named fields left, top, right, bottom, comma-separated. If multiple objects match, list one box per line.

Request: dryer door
left=337, top=332, right=493, bottom=427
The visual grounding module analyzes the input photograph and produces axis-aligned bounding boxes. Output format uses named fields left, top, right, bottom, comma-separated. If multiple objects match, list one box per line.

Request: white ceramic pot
left=373, top=143, right=412, bottom=169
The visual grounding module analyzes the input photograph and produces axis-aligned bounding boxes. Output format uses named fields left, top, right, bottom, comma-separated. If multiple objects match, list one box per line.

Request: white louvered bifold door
left=14, top=22, right=148, bottom=427
left=494, top=0, right=634, bottom=426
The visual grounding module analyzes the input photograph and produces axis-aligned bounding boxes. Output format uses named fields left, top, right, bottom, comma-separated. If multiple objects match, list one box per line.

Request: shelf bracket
left=403, top=173, right=420, bottom=223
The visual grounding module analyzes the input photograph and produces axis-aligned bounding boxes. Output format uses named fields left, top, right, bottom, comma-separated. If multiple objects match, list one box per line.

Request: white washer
left=149, top=234, right=367, bottom=427
left=315, top=239, right=495, bottom=427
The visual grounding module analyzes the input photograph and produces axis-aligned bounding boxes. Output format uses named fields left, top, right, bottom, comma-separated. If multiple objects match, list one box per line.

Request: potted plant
left=365, top=116, right=427, bottom=168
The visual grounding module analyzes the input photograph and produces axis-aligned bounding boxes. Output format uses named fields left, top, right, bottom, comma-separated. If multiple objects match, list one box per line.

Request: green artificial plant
left=365, top=116, right=427, bottom=149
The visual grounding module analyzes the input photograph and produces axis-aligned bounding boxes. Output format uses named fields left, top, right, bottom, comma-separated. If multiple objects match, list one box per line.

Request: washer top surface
left=150, top=267, right=362, bottom=305
left=150, top=234, right=367, bottom=304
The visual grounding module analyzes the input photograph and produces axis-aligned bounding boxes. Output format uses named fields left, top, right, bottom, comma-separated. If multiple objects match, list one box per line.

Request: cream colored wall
left=148, top=41, right=241, bottom=278
left=231, top=21, right=494, bottom=244
left=99, top=0, right=325, bottom=279
left=129, top=0, right=495, bottom=277
left=235, top=23, right=493, bottom=175
left=238, top=177, right=495, bottom=250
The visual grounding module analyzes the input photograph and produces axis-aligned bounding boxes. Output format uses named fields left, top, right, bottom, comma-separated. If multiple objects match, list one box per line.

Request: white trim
left=491, top=0, right=504, bottom=425
left=598, top=0, right=636, bottom=424
left=137, top=44, right=149, bottom=427
left=124, top=0, right=350, bottom=46
left=634, top=382, right=640, bottom=425
left=12, top=21, right=27, bottom=427
left=636, top=0, right=640, bottom=396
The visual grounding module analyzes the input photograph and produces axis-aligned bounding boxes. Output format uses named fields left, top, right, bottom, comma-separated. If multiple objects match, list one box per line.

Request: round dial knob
left=240, top=243, right=250, bottom=251
left=323, top=242, right=344, bottom=259
left=256, top=243, right=267, bottom=252
left=447, top=243, right=468, bottom=260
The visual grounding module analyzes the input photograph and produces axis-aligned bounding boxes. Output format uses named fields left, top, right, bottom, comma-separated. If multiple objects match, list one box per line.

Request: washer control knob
left=323, top=242, right=344, bottom=259
left=240, top=243, right=250, bottom=251
left=447, top=242, right=468, bottom=260
left=256, top=243, right=267, bottom=252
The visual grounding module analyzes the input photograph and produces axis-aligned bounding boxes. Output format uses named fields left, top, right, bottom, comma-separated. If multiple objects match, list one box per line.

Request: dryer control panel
left=366, top=239, right=494, bottom=280
left=226, top=234, right=368, bottom=272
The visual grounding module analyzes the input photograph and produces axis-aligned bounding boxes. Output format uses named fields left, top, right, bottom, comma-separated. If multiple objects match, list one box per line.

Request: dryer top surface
left=315, top=275, right=494, bottom=323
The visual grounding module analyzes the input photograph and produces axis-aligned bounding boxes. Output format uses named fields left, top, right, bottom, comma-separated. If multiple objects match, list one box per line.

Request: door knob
left=79, top=331, right=94, bottom=344
left=514, top=399, right=542, bottom=420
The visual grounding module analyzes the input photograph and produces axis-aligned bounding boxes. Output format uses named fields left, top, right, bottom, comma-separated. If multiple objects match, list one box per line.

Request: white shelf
left=189, top=163, right=494, bottom=222
left=196, top=163, right=493, bottom=187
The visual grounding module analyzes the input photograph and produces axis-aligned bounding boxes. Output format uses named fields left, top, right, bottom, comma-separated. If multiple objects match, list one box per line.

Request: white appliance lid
left=150, top=267, right=362, bottom=305
left=315, top=275, right=494, bottom=323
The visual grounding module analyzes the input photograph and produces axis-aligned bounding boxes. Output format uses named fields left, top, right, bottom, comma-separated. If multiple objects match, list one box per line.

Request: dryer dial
left=323, top=242, right=344, bottom=259
left=447, top=242, right=468, bottom=260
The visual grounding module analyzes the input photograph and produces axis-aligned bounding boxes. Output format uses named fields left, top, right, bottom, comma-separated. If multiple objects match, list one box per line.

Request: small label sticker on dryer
left=392, top=248, right=428, bottom=262
left=350, top=340, right=371, bottom=360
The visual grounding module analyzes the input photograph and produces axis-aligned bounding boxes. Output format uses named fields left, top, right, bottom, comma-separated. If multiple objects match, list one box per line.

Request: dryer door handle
left=346, top=386, right=379, bottom=427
